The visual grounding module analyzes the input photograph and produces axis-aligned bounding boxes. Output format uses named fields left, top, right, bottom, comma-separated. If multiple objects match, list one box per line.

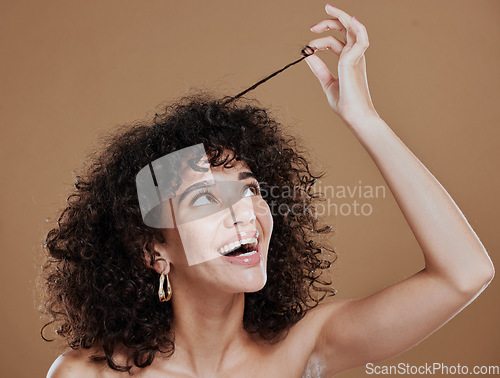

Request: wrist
left=342, top=112, right=384, bottom=132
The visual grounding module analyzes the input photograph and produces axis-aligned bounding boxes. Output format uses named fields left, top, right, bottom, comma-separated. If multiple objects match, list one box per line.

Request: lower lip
left=221, top=248, right=262, bottom=266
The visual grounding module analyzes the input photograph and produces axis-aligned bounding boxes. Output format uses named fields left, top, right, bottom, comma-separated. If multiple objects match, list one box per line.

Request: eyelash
left=244, top=181, right=261, bottom=196
left=190, top=188, right=217, bottom=206
left=190, top=181, right=261, bottom=206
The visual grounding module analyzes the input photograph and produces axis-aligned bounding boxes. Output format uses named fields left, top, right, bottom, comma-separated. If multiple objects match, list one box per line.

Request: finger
left=304, top=54, right=337, bottom=91
left=309, top=35, right=345, bottom=56
left=349, top=16, right=370, bottom=63
left=310, top=19, right=345, bottom=34
left=325, top=4, right=354, bottom=26
left=324, top=4, right=370, bottom=65
left=324, top=4, right=357, bottom=46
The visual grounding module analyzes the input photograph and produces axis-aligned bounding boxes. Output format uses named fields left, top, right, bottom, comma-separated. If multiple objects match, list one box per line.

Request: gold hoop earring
left=158, top=271, right=172, bottom=302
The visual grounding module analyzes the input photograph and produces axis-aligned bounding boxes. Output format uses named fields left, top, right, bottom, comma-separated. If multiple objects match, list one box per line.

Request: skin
left=148, top=157, right=275, bottom=375
left=48, top=3, right=495, bottom=377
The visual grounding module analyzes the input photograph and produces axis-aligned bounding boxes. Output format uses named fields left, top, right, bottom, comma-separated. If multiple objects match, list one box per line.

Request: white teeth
left=218, top=237, right=258, bottom=255
left=242, top=250, right=258, bottom=262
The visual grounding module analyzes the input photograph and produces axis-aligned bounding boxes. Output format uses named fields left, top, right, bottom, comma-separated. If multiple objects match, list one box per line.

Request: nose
left=224, top=197, right=256, bottom=228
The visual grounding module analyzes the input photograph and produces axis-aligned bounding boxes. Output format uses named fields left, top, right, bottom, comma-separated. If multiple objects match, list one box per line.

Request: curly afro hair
left=40, top=92, right=337, bottom=372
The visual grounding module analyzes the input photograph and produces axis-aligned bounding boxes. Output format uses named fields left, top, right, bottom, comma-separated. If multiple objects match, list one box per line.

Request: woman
left=44, top=4, right=494, bottom=377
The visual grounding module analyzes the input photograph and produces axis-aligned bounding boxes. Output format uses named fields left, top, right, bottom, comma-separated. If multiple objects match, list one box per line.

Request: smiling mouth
left=217, top=236, right=259, bottom=257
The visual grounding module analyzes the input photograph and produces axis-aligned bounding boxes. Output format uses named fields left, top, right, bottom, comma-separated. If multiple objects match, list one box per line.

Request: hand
left=306, top=4, right=380, bottom=126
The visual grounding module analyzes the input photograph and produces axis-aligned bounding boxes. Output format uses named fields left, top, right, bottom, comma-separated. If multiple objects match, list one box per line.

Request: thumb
left=305, top=54, right=337, bottom=91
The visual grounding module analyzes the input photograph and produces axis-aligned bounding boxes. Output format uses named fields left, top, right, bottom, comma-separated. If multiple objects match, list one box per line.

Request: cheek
left=175, top=214, right=222, bottom=266
left=177, top=217, right=217, bottom=248
left=255, top=199, right=273, bottom=236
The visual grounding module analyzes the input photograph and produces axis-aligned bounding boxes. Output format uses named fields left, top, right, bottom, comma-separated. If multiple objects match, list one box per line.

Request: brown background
left=1, top=0, right=498, bottom=377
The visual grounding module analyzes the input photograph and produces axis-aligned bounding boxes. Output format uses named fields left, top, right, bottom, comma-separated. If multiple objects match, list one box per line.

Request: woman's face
left=159, top=153, right=273, bottom=294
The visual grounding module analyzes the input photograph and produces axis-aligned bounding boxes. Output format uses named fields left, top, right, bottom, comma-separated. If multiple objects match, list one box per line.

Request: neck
left=167, top=275, right=253, bottom=375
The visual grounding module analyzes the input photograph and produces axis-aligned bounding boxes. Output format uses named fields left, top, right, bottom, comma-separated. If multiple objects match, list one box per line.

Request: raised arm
left=304, top=4, right=494, bottom=375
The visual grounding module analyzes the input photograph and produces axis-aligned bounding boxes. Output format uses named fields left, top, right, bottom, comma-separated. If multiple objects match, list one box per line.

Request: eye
left=191, top=190, right=219, bottom=207
left=242, top=182, right=261, bottom=197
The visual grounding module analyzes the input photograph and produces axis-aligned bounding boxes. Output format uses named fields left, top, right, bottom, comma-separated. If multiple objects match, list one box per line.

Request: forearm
left=346, top=115, right=494, bottom=293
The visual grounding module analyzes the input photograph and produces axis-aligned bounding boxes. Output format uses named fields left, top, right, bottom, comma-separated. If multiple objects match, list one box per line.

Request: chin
left=238, top=271, right=268, bottom=293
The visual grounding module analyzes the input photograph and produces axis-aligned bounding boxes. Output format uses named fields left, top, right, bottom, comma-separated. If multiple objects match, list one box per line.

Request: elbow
left=477, top=252, right=495, bottom=288
left=427, top=248, right=494, bottom=298
left=460, top=256, right=495, bottom=296
left=482, top=259, right=495, bottom=287
left=472, top=263, right=494, bottom=297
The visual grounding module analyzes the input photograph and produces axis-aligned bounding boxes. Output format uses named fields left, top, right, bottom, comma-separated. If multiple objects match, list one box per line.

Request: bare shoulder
left=47, top=348, right=103, bottom=378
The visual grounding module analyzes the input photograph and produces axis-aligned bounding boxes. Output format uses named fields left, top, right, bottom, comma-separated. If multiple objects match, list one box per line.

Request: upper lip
left=217, top=230, right=260, bottom=254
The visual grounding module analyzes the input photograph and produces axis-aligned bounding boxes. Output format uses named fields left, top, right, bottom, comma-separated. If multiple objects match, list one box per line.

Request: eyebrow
left=177, top=179, right=216, bottom=206
left=176, top=171, right=256, bottom=206
left=238, top=171, right=255, bottom=180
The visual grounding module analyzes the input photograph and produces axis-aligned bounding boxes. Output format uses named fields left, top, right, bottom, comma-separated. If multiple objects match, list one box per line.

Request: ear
left=143, top=238, right=171, bottom=275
